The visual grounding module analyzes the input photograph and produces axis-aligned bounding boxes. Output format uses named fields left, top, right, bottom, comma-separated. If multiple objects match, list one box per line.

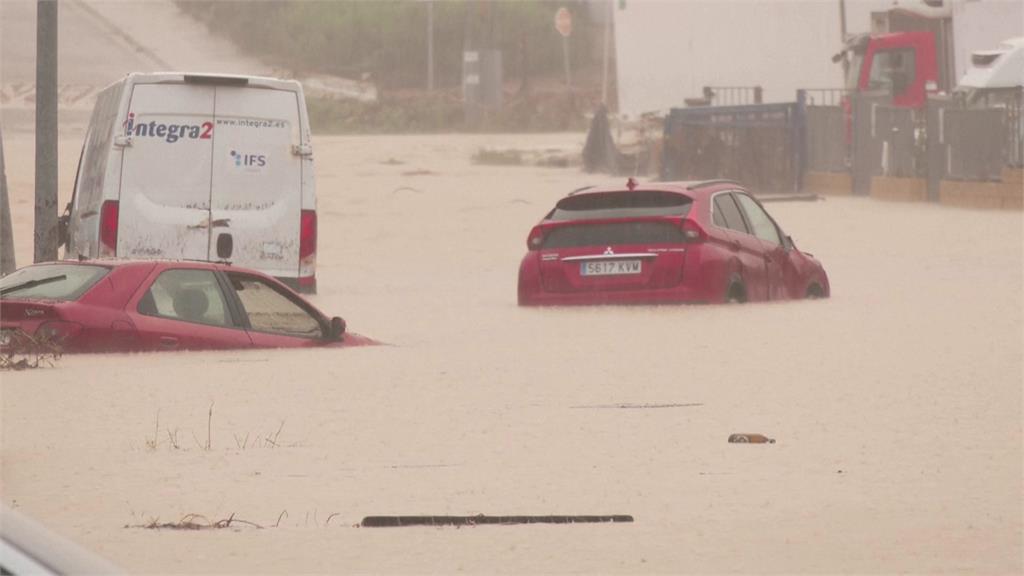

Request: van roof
left=112, top=72, right=302, bottom=92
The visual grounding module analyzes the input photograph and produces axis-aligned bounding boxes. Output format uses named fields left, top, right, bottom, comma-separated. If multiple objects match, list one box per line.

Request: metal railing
left=800, top=88, right=851, bottom=107
left=1004, top=87, right=1023, bottom=168
left=662, top=102, right=799, bottom=192
left=701, top=85, right=763, bottom=106
left=798, top=89, right=850, bottom=173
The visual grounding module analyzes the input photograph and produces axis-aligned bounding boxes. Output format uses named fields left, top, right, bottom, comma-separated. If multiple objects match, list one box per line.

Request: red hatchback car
left=517, top=179, right=829, bottom=305
left=0, top=260, right=375, bottom=353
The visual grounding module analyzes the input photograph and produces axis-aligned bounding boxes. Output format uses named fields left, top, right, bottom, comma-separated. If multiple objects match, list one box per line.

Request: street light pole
left=34, top=0, right=59, bottom=263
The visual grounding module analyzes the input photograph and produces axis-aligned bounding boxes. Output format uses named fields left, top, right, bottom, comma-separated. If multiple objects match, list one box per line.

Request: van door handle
left=159, top=336, right=179, bottom=349
left=291, top=144, right=313, bottom=156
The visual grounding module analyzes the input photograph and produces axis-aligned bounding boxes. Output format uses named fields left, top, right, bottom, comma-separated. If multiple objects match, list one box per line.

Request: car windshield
left=0, top=264, right=110, bottom=301
left=549, top=191, right=693, bottom=221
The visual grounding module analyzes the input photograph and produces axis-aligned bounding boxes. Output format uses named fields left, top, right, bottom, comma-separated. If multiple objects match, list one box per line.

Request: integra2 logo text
left=124, top=113, right=212, bottom=143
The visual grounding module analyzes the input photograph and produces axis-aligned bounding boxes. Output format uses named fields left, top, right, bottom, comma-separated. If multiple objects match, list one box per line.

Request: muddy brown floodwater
left=1, top=132, right=1021, bottom=574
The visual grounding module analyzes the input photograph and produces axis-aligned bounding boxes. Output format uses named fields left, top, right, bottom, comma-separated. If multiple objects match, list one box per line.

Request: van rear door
left=208, top=87, right=302, bottom=278
left=118, top=84, right=214, bottom=260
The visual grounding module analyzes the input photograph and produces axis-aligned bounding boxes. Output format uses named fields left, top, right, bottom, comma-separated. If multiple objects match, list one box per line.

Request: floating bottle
left=728, top=433, right=775, bottom=444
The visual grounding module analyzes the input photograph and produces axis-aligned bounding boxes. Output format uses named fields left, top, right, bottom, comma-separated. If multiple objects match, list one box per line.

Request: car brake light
left=36, top=321, right=83, bottom=345
left=681, top=219, right=707, bottom=242
left=527, top=227, right=544, bottom=250
left=99, top=200, right=119, bottom=257
left=299, top=210, right=317, bottom=260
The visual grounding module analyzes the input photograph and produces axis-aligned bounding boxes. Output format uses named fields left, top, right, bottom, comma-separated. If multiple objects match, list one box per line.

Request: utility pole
left=1, top=128, right=15, bottom=276
left=427, top=0, right=435, bottom=92
left=839, top=0, right=848, bottom=41
left=601, top=0, right=612, bottom=105
left=35, top=0, right=59, bottom=263
left=839, top=0, right=849, bottom=79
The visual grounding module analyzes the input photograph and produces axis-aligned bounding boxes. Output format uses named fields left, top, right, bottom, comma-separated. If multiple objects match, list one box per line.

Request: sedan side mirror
left=784, top=235, right=796, bottom=251
left=328, top=316, right=346, bottom=341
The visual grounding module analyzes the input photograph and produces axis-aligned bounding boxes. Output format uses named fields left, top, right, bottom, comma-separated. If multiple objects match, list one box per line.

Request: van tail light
left=298, top=209, right=317, bottom=285
left=36, top=321, right=84, bottom=345
left=99, top=200, right=119, bottom=257
left=299, top=210, right=317, bottom=260
left=527, top=227, right=545, bottom=251
left=681, top=219, right=707, bottom=243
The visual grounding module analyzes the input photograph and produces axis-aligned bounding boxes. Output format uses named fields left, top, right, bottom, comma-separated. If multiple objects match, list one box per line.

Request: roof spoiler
left=687, top=179, right=740, bottom=190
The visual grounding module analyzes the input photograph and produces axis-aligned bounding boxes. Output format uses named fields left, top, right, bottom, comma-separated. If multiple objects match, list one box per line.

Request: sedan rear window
left=0, top=264, right=109, bottom=301
left=549, top=191, right=692, bottom=221
left=541, top=221, right=688, bottom=249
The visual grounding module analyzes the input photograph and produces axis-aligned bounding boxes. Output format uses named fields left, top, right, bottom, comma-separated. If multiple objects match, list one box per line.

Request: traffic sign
left=555, top=7, right=572, bottom=37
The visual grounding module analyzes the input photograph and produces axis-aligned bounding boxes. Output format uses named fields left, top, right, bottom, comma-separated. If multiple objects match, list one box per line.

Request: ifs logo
left=230, top=150, right=267, bottom=169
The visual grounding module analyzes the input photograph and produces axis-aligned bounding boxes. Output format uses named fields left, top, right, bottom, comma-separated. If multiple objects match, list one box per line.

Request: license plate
left=580, top=260, right=642, bottom=276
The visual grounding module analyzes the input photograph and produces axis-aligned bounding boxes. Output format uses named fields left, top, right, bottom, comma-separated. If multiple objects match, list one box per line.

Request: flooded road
left=2, top=133, right=1022, bottom=574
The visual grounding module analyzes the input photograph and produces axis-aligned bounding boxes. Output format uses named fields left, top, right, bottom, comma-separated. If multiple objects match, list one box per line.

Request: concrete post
left=1, top=128, right=15, bottom=275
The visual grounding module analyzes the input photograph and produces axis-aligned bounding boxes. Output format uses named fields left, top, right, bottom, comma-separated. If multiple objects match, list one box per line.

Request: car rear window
left=541, top=221, right=688, bottom=249
left=0, top=264, right=110, bottom=301
left=549, top=191, right=693, bottom=221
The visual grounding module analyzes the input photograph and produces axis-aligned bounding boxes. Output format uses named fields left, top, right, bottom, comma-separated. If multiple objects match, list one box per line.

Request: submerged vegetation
left=0, top=331, right=62, bottom=371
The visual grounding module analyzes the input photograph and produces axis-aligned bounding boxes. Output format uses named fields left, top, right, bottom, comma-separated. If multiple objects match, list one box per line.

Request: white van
left=65, top=72, right=318, bottom=292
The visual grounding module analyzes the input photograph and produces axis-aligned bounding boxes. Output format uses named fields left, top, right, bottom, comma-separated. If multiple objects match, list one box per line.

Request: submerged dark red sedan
left=0, top=260, right=375, bottom=353
left=517, top=179, right=829, bottom=305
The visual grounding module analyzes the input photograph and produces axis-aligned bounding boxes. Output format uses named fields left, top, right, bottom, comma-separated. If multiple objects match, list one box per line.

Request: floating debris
left=128, top=513, right=263, bottom=530
left=728, top=434, right=775, bottom=444
left=360, top=514, right=633, bottom=527
left=571, top=402, right=703, bottom=410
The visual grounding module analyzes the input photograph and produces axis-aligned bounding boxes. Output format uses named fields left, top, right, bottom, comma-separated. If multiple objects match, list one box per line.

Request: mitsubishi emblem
left=603, top=246, right=615, bottom=255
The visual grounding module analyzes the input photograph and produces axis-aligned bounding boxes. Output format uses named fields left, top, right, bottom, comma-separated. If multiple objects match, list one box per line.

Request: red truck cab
left=848, top=31, right=939, bottom=108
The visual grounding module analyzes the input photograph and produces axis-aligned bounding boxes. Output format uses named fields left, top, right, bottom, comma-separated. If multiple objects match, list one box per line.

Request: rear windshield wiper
left=0, top=275, right=68, bottom=296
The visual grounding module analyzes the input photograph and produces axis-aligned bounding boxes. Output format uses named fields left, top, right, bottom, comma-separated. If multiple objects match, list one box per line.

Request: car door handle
left=159, top=336, right=179, bottom=349
left=730, top=240, right=741, bottom=252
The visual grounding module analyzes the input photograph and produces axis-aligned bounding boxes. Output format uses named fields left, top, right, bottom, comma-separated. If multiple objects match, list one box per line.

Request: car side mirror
left=328, top=316, right=346, bottom=341
left=784, top=235, right=795, bottom=251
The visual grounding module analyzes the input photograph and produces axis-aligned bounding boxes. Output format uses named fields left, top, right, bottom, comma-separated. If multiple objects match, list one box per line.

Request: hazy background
left=1, top=0, right=948, bottom=131
left=1, top=1, right=1022, bottom=574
